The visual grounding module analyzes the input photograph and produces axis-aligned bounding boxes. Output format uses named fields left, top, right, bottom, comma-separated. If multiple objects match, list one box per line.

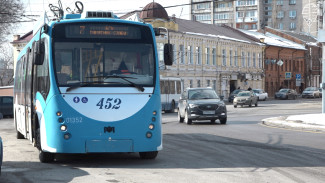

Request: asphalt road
left=1, top=98, right=325, bottom=183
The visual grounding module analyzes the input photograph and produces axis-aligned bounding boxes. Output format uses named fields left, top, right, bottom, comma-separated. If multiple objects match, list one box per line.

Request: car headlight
left=189, top=104, right=198, bottom=108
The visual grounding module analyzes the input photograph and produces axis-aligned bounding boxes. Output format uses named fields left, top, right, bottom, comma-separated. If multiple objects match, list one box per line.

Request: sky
left=14, top=0, right=190, bottom=38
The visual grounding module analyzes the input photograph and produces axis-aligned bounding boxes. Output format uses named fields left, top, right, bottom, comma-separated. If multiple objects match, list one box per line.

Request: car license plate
left=203, top=111, right=215, bottom=115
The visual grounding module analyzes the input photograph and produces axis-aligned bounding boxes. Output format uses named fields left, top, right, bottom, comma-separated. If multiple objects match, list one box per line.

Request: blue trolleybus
left=14, top=2, right=172, bottom=162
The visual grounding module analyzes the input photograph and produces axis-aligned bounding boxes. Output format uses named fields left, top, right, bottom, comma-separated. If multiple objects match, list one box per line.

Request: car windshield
left=237, top=92, right=250, bottom=96
left=232, top=90, right=242, bottom=94
left=253, top=89, right=260, bottom=93
left=304, top=87, right=316, bottom=91
left=279, top=89, right=289, bottom=92
left=188, top=89, right=219, bottom=100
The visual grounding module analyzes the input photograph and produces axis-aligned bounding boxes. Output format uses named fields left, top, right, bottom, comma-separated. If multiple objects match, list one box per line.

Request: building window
left=276, top=0, right=283, bottom=5
left=213, top=80, right=216, bottom=91
left=222, top=49, right=227, bottom=66
left=258, top=53, right=262, bottom=68
left=195, top=14, right=211, bottom=21
left=290, top=22, right=296, bottom=30
left=212, top=48, right=216, bottom=65
left=196, top=46, right=201, bottom=65
left=205, top=47, right=210, bottom=65
left=241, top=51, right=245, bottom=67
left=278, top=23, right=283, bottom=30
left=215, top=13, right=230, bottom=20
left=277, top=11, right=284, bottom=19
left=207, top=80, right=210, bottom=87
left=196, top=2, right=211, bottom=9
left=264, top=0, right=272, bottom=4
left=247, top=52, right=251, bottom=67
left=197, top=80, right=201, bottom=87
left=179, top=45, right=185, bottom=64
left=229, top=50, right=233, bottom=66
left=188, top=46, right=193, bottom=64
left=253, top=53, right=256, bottom=67
left=289, top=0, right=296, bottom=5
left=289, top=10, right=296, bottom=19
left=235, top=50, right=238, bottom=66
left=189, top=79, right=193, bottom=88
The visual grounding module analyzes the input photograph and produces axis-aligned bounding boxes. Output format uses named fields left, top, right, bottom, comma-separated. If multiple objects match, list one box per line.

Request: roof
left=264, top=26, right=318, bottom=46
left=11, top=31, right=33, bottom=44
left=174, top=18, right=261, bottom=45
left=140, top=2, right=168, bottom=20
left=239, top=29, right=306, bottom=50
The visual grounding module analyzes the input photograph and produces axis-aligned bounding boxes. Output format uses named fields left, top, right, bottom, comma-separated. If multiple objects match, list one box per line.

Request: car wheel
left=178, top=109, right=184, bottom=123
left=234, top=105, right=237, bottom=108
left=249, top=101, right=252, bottom=107
left=139, top=151, right=158, bottom=159
left=255, top=101, right=258, bottom=107
left=220, top=117, right=227, bottom=124
left=184, top=110, right=192, bottom=125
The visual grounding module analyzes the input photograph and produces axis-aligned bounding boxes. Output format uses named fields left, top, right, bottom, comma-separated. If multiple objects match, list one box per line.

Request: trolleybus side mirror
left=164, top=43, right=173, bottom=66
left=34, top=40, right=45, bottom=65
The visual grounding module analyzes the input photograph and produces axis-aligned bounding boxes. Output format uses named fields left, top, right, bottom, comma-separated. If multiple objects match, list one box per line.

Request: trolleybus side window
left=33, top=38, right=50, bottom=100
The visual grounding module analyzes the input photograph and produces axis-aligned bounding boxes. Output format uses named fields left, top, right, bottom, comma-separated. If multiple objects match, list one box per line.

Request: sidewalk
left=262, top=114, right=325, bottom=132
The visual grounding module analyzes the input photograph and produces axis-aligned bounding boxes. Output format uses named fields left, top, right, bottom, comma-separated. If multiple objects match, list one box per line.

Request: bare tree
left=0, top=43, right=14, bottom=86
left=0, top=0, right=24, bottom=42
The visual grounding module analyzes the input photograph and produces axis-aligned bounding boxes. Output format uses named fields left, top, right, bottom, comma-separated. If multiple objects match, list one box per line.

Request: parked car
left=178, top=87, right=227, bottom=124
left=302, top=87, right=321, bottom=98
left=228, top=89, right=244, bottom=103
left=0, top=96, right=13, bottom=118
left=253, top=89, right=268, bottom=101
left=0, top=136, right=2, bottom=175
left=274, top=89, right=298, bottom=100
left=233, top=91, right=258, bottom=108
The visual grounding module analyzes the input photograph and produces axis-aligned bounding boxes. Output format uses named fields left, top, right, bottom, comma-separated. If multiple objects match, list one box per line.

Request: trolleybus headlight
left=56, top=111, right=62, bottom=116
left=58, top=117, right=64, bottom=123
left=149, top=124, right=154, bottom=130
left=146, top=132, right=152, bottom=138
left=60, top=125, right=67, bottom=131
left=153, top=111, right=157, bottom=115
left=152, top=117, right=156, bottom=122
left=64, top=133, right=71, bottom=140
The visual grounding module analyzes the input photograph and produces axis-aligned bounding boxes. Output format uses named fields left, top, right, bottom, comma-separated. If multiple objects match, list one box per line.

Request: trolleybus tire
left=139, top=151, right=158, bottom=159
left=39, top=150, right=55, bottom=163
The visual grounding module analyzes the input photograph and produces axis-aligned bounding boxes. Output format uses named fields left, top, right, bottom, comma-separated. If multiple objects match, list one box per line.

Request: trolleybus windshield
left=52, top=23, right=156, bottom=88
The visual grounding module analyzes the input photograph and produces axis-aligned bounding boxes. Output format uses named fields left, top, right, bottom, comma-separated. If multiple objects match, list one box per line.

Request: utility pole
left=318, top=0, right=325, bottom=113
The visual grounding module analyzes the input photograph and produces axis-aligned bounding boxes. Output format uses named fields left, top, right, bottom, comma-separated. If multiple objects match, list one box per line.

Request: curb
left=262, top=116, right=325, bottom=133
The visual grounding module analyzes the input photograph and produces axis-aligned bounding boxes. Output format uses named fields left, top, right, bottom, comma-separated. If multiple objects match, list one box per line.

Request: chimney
left=13, top=35, right=20, bottom=41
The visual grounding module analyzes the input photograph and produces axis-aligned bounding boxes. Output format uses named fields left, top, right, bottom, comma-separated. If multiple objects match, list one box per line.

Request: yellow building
left=130, top=2, right=265, bottom=98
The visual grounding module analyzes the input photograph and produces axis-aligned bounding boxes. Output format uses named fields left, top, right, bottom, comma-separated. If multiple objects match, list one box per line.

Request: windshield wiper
left=104, top=75, right=145, bottom=92
left=66, top=82, right=92, bottom=92
left=65, top=81, right=119, bottom=92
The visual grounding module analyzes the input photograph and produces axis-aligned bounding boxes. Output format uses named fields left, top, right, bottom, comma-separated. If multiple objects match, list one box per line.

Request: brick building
left=240, top=29, right=306, bottom=97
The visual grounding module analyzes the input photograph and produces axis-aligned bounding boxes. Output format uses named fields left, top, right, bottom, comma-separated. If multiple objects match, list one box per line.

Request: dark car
left=274, top=89, right=298, bottom=100
left=228, top=89, right=244, bottom=103
left=178, top=88, right=227, bottom=125
left=0, top=96, right=13, bottom=118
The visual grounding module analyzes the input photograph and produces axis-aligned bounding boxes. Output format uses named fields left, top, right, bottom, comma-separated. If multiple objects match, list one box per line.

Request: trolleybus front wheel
left=139, top=151, right=158, bottom=159
left=36, top=128, right=55, bottom=163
